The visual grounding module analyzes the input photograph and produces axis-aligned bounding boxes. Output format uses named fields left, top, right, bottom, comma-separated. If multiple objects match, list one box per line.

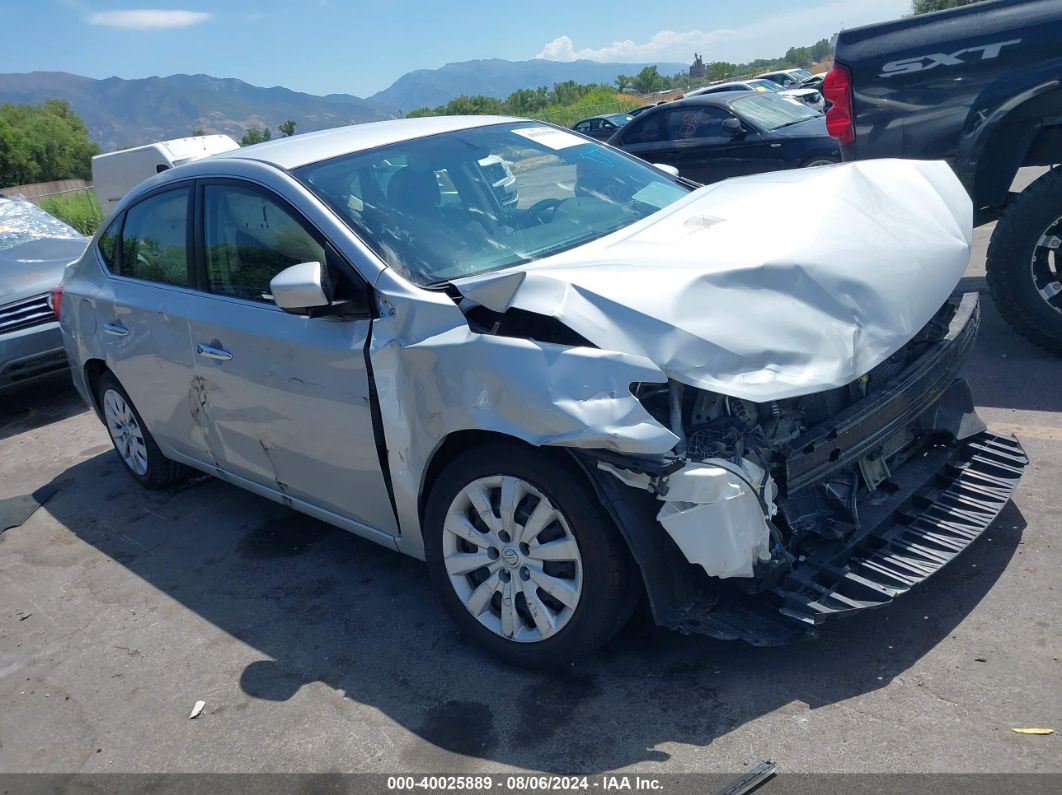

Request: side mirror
left=722, top=118, right=745, bottom=137
left=270, top=261, right=332, bottom=313
left=653, top=163, right=680, bottom=177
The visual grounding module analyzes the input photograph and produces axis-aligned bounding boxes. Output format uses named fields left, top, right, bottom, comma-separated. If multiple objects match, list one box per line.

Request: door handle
left=102, top=321, right=130, bottom=337
left=196, top=343, right=233, bottom=361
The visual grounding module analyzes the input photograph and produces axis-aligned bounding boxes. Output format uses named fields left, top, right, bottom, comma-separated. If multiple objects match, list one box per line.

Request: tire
left=986, top=167, right=1062, bottom=355
left=424, top=442, right=640, bottom=668
left=97, top=371, right=188, bottom=489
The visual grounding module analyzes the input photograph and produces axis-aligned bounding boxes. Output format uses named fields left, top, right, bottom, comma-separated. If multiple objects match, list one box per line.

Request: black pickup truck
left=824, top=0, right=1062, bottom=353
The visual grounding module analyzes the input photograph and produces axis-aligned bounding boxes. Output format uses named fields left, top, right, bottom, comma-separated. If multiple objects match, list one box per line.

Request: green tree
left=239, top=126, right=272, bottom=146
left=191, top=126, right=206, bottom=136
left=278, top=119, right=297, bottom=137
left=614, top=74, right=631, bottom=92
left=912, top=0, right=987, bottom=13
left=784, top=46, right=812, bottom=68
left=705, top=61, right=738, bottom=82
left=632, top=66, right=662, bottom=95
left=0, top=99, right=99, bottom=188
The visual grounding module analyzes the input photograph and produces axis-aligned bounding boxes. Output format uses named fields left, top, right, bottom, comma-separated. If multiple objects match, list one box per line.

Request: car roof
left=212, top=115, right=522, bottom=170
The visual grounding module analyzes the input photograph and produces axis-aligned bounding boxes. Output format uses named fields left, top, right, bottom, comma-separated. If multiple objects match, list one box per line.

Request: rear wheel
left=97, top=371, right=188, bottom=489
left=986, top=167, right=1062, bottom=354
left=424, top=443, right=640, bottom=668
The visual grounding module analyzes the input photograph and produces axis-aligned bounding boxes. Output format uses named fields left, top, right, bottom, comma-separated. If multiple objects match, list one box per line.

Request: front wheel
left=424, top=443, right=640, bottom=668
left=986, top=167, right=1062, bottom=354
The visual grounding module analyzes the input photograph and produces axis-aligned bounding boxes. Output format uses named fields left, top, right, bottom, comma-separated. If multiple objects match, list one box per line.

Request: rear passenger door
left=183, top=179, right=398, bottom=536
left=93, top=185, right=212, bottom=465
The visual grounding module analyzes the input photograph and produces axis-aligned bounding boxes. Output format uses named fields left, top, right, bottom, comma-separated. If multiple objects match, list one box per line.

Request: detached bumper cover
left=774, top=431, right=1026, bottom=624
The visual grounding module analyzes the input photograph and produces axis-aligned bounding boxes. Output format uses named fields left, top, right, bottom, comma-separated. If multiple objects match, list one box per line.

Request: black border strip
left=363, top=318, right=401, bottom=534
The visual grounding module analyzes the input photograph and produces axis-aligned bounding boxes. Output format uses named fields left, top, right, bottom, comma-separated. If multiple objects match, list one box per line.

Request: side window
left=118, top=188, right=191, bottom=286
left=664, top=107, right=732, bottom=142
left=98, top=216, right=121, bottom=270
left=574, top=121, right=590, bottom=133
left=203, top=184, right=326, bottom=303
left=621, top=113, right=665, bottom=145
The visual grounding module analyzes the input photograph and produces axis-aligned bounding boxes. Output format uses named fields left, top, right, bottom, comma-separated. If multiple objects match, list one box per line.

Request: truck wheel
left=986, top=167, right=1062, bottom=354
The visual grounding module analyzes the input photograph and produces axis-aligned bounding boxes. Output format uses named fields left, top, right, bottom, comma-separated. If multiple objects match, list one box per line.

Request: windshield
left=731, top=93, right=818, bottom=130
left=747, top=80, right=782, bottom=93
left=606, top=113, right=633, bottom=125
left=295, top=122, right=690, bottom=286
left=790, top=69, right=814, bottom=80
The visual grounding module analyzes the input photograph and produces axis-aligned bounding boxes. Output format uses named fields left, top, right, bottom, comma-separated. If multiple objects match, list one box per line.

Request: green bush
left=38, top=190, right=104, bottom=237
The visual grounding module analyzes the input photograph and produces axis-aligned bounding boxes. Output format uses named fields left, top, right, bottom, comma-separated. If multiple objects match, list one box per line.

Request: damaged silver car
left=59, top=117, right=1027, bottom=666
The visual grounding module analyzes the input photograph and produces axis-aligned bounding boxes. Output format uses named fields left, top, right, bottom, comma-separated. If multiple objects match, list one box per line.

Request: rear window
left=117, top=188, right=191, bottom=286
left=98, top=216, right=120, bottom=269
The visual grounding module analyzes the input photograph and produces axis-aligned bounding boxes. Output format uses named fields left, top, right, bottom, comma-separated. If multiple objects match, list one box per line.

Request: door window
left=620, top=113, right=666, bottom=145
left=118, top=188, right=191, bottom=286
left=664, top=107, right=734, bottom=143
left=203, top=184, right=326, bottom=303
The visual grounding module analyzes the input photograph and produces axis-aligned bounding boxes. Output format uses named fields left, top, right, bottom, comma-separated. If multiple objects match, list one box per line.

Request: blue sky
left=4, top=0, right=910, bottom=97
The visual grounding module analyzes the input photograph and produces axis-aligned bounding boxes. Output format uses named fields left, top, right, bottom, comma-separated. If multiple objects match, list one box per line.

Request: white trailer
left=92, top=134, right=239, bottom=213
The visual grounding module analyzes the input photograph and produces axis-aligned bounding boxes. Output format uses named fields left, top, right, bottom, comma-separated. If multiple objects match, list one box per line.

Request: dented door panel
left=185, top=294, right=398, bottom=535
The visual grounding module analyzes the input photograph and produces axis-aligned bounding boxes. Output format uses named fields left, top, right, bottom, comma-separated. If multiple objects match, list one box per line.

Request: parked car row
left=572, top=81, right=835, bottom=186
left=686, top=79, right=825, bottom=113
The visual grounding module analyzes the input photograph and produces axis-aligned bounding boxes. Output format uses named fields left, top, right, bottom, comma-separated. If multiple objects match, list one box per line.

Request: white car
left=688, top=79, right=825, bottom=112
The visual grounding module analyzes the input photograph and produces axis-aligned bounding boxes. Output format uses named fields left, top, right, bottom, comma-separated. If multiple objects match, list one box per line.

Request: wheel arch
left=83, top=358, right=109, bottom=418
left=958, top=78, right=1062, bottom=222
left=417, top=430, right=585, bottom=527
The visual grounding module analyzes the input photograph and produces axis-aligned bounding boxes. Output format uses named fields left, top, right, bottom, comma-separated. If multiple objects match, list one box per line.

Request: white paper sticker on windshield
left=513, top=126, right=587, bottom=150
left=631, top=182, right=688, bottom=209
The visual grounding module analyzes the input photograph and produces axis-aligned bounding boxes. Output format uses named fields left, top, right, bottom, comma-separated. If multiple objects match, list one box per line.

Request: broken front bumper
left=580, top=293, right=1028, bottom=645
left=774, top=431, right=1026, bottom=625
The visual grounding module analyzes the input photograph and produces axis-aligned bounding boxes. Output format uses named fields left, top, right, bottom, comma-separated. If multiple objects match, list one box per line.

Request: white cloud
left=536, top=0, right=910, bottom=64
left=537, top=30, right=732, bottom=62
left=88, top=9, right=212, bottom=29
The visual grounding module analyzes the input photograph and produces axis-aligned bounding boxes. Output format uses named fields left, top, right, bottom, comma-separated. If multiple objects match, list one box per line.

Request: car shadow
left=959, top=281, right=1062, bottom=415
left=42, top=451, right=1024, bottom=773
left=0, top=373, right=87, bottom=442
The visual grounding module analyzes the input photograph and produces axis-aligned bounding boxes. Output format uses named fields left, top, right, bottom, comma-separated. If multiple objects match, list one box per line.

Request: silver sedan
left=59, top=116, right=1024, bottom=666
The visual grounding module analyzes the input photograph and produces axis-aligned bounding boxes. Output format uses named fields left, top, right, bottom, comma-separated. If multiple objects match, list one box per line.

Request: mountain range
left=0, top=57, right=687, bottom=151
left=367, top=58, right=686, bottom=112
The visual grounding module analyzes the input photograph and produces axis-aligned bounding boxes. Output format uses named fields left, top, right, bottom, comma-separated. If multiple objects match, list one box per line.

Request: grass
left=38, top=190, right=104, bottom=237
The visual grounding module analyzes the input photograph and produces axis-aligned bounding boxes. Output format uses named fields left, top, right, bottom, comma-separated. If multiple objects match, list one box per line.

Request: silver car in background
left=1, top=197, right=87, bottom=392
left=59, top=117, right=1025, bottom=666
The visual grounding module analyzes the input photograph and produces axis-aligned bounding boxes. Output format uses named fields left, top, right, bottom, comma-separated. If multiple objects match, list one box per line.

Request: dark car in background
left=0, top=197, right=87, bottom=392
left=607, top=91, right=839, bottom=185
left=571, top=113, right=633, bottom=141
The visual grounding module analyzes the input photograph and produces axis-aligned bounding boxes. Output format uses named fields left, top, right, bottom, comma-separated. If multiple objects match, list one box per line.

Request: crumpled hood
left=454, top=159, right=972, bottom=402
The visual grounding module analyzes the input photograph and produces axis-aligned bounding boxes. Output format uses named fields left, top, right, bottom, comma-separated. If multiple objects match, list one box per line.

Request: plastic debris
left=189, top=700, right=206, bottom=719
left=1010, top=728, right=1054, bottom=735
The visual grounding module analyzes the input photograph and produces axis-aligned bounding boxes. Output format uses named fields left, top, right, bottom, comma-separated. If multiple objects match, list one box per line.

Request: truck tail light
left=824, top=63, right=855, bottom=145
left=49, top=285, right=63, bottom=321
